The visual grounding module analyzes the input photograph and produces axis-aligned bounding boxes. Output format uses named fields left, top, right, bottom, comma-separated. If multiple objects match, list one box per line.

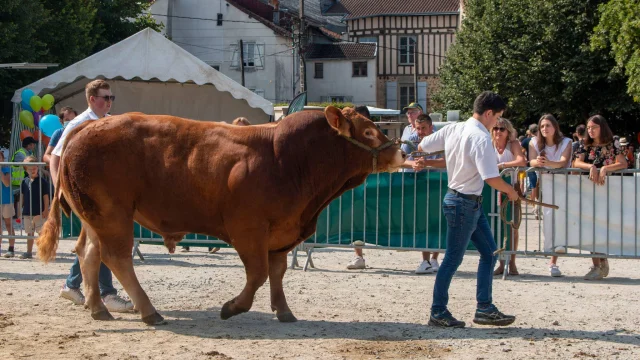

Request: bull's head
left=325, top=106, right=406, bottom=173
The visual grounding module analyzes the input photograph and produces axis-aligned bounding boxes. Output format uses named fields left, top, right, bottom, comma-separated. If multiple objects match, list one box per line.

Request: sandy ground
left=1, top=220, right=640, bottom=360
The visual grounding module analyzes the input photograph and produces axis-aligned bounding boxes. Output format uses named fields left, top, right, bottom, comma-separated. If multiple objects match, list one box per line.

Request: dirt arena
left=1, top=237, right=640, bottom=359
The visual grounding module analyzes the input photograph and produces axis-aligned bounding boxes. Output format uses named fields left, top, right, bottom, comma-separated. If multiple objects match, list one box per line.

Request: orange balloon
left=41, top=135, right=51, bottom=148
left=32, top=130, right=40, bottom=140
left=20, top=130, right=33, bottom=141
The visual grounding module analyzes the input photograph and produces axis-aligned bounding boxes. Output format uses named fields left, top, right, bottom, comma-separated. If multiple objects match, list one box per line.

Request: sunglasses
left=94, top=95, right=116, bottom=102
left=493, top=127, right=506, bottom=132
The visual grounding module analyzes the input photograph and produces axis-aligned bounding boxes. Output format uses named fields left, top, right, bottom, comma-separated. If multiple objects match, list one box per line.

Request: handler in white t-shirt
left=415, top=91, right=518, bottom=328
left=51, top=79, right=133, bottom=313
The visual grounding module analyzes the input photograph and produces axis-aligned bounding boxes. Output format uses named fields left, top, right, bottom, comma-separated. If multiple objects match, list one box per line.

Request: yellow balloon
left=19, top=110, right=35, bottom=128
left=29, top=95, right=43, bottom=112
left=42, top=94, right=55, bottom=111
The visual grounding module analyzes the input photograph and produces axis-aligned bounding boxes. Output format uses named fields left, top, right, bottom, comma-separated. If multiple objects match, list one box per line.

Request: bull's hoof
left=276, top=311, right=298, bottom=323
left=220, top=300, right=235, bottom=320
left=142, top=312, right=167, bottom=326
left=91, top=310, right=114, bottom=321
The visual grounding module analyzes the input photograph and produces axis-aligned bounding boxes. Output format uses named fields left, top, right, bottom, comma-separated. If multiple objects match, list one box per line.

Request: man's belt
left=447, top=188, right=483, bottom=202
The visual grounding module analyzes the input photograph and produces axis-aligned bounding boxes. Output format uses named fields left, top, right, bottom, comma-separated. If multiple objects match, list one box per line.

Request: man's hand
left=506, top=186, right=519, bottom=201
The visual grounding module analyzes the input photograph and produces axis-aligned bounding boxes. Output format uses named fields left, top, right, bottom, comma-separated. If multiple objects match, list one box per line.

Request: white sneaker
left=430, top=259, right=440, bottom=272
left=549, top=265, right=562, bottom=277
left=60, top=284, right=86, bottom=305
left=554, top=246, right=567, bottom=254
left=415, top=260, right=436, bottom=274
left=584, top=266, right=603, bottom=280
left=346, top=256, right=366, bottom=270
left=102, top=294, right=134, bottom=313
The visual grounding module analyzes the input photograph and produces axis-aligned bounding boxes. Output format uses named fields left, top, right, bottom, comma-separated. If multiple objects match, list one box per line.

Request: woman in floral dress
left=573, top=115, right=627, bottom=280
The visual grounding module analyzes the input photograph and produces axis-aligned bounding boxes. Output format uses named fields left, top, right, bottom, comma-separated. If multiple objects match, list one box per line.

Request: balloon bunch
left=18, top=88, right=63, bottom=139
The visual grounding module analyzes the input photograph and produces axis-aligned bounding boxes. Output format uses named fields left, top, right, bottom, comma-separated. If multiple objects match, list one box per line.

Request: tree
left=591, top=0, right=640, bottom=101
left=433, top=0, right=640, bottom=134
left=0, top=0, right=163, bottom=146
left=93, top=0, right=163, bottom=53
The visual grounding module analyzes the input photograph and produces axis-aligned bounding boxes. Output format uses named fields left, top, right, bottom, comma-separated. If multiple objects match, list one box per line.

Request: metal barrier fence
left=3, top=161, right=639, bottom=280
left=510, top=167, right=640, bottom=259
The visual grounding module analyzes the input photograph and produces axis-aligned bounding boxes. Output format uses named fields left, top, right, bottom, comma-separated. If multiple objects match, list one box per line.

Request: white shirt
left=419, top=117, right=499, bottom=195
left=52, top=108, right=101, bottom=156
left=530, top=137, right=572, bottom=168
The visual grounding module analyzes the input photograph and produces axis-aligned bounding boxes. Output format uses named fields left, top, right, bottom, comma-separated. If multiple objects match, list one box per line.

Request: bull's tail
left=37, top=173, right=63, bottom=263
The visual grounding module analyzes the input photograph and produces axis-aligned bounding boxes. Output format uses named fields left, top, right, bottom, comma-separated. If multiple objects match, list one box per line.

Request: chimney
left=270, top=0, right=281, bottom=25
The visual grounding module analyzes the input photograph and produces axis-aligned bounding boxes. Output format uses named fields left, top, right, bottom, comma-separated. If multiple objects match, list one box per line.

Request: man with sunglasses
left=418, top=91, right=518, bottom=328
left=50, top=80, right=133, bottom=313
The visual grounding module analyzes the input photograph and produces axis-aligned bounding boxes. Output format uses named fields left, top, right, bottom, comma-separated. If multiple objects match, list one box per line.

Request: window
left=231, top=42, right=265, bottom=69
left=359, top=37, right=378, bottom=44
left=314, top=62, right=324, bottom=79
left=217, top=13, right=223, bottom=26
left=320, top=96, right=353, bottom=103
left=399, top=36, right=416, bottom=65
left=244, top=42, right=256, bottom=67
left=352, top=61, right=367, bottom=77
left=212, top=65, right=220, bottom=71
left=400, top=85, right=415, bottom=109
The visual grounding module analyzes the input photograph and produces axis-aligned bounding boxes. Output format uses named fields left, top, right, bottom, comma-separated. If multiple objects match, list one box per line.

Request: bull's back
left=62, top=114, right=262, bottom=235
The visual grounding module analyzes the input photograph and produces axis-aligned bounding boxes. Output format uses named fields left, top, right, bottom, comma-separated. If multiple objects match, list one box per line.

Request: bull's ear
left=325, top=106, right=351, bottom=136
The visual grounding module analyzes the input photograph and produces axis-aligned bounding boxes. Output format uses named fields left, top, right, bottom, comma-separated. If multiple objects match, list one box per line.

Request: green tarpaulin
left=61, top=171, right=513, bottom=251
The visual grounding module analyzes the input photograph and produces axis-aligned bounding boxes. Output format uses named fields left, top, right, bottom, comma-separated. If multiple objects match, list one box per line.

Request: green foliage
left=433, top=0, right=640, bottom=134
left=591, top=0, right=640, bottom=101
left=0, top=0, right=163, bottom=146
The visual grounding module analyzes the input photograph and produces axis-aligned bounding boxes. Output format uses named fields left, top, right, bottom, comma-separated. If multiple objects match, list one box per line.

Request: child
left=18, top=156, right=50, bottom=259
left=0, top=151, right=16, bottom=257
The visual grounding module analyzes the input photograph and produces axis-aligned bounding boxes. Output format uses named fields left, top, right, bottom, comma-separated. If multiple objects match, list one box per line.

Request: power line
left=152, top=13, right=267, bottom=24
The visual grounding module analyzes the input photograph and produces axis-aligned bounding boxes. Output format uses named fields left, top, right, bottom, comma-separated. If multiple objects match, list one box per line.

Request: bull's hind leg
left=220, top=239, right=269, bottom=320
left=95, top=227, right=166, bottom=325
left=268, top=251, right=297, bottom=322
left=77, top=226, right=113, bottom=321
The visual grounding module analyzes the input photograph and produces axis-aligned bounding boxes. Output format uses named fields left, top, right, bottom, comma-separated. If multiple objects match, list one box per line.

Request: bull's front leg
left=268, top=251, right=297, bottom=322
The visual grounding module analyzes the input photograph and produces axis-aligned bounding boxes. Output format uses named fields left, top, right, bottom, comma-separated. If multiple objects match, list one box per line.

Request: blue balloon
left=39, top=114, right=63, bottom=137
left=21, top=88, right=35, bottom=111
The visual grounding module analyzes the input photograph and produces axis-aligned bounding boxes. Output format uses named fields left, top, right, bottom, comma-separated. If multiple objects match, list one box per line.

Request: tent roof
left=367, top=106, right=400, bottom=115
left=12, top=28, right=273, bottom=115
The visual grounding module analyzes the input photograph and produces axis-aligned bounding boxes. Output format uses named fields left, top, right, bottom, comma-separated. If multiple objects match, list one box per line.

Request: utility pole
left=239, top=39, right=245, bottom=87
left=298, top=0, right=306, bottom=93
left=413, top=41, right=418, bottom=104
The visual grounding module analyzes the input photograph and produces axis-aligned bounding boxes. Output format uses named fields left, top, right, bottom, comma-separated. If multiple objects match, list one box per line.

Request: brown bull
left=37, top=106, right=405, bottom=325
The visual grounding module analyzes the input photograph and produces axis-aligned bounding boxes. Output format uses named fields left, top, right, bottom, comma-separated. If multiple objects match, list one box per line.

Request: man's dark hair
left=473, top=91, right=507, bottom=115
left=575, top=124, right=586, bottom=137
left=354, top=105, right=371, bottom=119
left=22, top=137, right=37, bottom=148
left=415, top=114, right=432, bottom=124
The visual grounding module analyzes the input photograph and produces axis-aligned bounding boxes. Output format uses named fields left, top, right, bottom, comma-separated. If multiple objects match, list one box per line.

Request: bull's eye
left=364, top=129, right=374, bottom=137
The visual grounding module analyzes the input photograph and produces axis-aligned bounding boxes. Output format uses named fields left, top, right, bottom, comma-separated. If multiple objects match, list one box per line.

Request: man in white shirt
left=52, top=79, right=133, bottom=313
left=417, top=91, right=518, bottom=328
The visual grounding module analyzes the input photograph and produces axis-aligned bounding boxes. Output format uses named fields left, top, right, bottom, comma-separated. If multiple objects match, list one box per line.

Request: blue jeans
left=431, top=193, right=498, bottom=314
left=66, top=256, right=117, bottom=297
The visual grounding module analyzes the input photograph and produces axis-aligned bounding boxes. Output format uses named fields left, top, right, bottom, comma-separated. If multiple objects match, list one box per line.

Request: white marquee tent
left=11, top=28, right=273, bottom=154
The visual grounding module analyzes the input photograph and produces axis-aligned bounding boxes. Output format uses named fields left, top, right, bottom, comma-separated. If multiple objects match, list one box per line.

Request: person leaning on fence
left=11, top=136, right=38, bottom=219
left=50, top=79, right=134, bottom=311
left=346, top=105, right=374, bottom=269
left=521, top=124, right=541, bottom=217
left=490, top=118, right=526, bottom=276
left=573, top=115, right=627, bottom=281
left=0, top=151, right=16, bottom=258
left=17, top=156, right=50, bottom=259
left=404, top=114, right=446, bottom=274
left=529, top=114, right=573, bottom=277
left=405, top=116, right=444, bottom=267
left=419, top=91, right=518, bottom=328
left=619, top=137, right=635, bottom=170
